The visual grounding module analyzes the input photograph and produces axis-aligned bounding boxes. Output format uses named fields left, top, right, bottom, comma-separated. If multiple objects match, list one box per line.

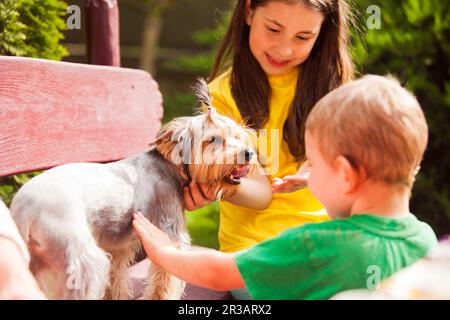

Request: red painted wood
left=85, top=0, right=121, bottom=66
left=0, top=56, right=163, bottom=177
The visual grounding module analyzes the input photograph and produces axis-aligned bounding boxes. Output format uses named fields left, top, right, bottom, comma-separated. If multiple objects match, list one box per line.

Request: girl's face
left=246, top=0, right=324, bottom=76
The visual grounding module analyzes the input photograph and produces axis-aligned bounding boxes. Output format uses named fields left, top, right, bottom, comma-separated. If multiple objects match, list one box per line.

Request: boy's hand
left=271, top=161, right=311, bottom=194
left=132, top=212, right=178, bottom=266
left=183, top=181, right=217, bottom=211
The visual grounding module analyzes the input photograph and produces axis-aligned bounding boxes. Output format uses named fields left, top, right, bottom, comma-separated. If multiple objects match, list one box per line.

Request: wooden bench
left=0, top=56, right=232, bottom=300
left=0, top=56, right=162, bottom=176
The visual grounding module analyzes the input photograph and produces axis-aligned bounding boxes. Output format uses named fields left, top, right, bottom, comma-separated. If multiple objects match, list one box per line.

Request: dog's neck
left=151, top=147, right=192, bottom=187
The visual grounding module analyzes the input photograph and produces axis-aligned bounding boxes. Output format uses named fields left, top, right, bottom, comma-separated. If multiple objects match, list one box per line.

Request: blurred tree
left=122, top=0, right=172, bottom=74
left=352, top=0, right=450, bottom=236
left=162, top=12, right=230, bottom=123
left=0, top=0, right=68, bottom=60
left=164, top=12, right=230, bottom=75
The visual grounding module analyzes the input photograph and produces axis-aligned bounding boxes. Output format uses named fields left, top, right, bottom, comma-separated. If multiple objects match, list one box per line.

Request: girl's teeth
left=269, top=55, right=286, bottom=64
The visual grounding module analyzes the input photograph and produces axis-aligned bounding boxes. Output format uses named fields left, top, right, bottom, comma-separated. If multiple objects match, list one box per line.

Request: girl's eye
left=267, top=27, right=280, bottom=33
left=296, top=36, right=308, bottom=41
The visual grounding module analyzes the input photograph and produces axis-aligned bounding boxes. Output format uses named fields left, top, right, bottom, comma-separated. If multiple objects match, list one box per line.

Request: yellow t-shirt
left=208, top=67, right=328, bottom=253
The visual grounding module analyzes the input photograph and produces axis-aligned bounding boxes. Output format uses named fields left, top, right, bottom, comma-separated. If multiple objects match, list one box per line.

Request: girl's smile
left=265, top=53, right=290, bottom=68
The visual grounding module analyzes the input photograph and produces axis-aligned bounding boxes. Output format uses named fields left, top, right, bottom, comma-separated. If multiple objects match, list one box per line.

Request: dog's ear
left=151, top=118, right=192, bottom=180
left=149, top=125, right=172, bottom=151
left=151, top=117, right=190, bottom=141
left=150, top=119, right=181, bottom=160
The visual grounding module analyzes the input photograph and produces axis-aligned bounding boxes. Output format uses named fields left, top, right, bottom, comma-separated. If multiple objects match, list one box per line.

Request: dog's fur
left=10, top=80, right=256, bottom=299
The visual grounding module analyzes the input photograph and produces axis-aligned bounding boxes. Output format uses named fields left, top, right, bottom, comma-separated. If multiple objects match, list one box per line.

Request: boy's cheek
left=307, top=176, right=323, bottom=202
left=308, top=175, right=337, bottom=213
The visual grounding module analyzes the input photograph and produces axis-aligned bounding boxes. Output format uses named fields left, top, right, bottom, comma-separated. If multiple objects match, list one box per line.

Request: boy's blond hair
left=306, top=75, right=428, bottom=188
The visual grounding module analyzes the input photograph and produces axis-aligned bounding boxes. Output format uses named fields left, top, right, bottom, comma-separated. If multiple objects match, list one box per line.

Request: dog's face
left=153, top=109, right=257, bottom=198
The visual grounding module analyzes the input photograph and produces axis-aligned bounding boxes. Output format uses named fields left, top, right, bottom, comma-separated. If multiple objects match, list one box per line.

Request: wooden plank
left=0, top=56, right=163, bottom=177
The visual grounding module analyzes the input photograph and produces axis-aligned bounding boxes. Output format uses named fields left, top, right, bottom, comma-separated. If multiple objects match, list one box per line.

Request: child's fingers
left=132, top=215, right=149, bottom=235
left=132, top=220, right=143, bottom=236
left=272, top=177, right=283, bottom=184
left=282, top=175, right=306, bottom=181
left=273, top=187, right=293, bottom=194
left=134, top=212, right=158, bottom=232
left=272, top=179, right=291, bottom=190
left=183, top=186, right=196, bottom=211
left=272, top=185, right=292, bottom=193
left=283, top=175, right=308, bottom=185
left=133, top=213, right=146, bottom=228
left=272, top=179, right=307, bottom=193
left=132, top=219, right=148, bottom=242
left=199, top=183, right=217, bottom=200
left=189, top=182, right=210, bottom=208
left=133, top=215, right=151, bottom=238
left=271, top=178, right=285, bottom=190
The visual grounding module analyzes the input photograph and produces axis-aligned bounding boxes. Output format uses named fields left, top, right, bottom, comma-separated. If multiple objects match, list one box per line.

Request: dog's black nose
left=244, top=149, right=253, bottom=161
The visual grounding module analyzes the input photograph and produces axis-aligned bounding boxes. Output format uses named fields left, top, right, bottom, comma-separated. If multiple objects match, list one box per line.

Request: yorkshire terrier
left=10, top=79, right=257, bottom=300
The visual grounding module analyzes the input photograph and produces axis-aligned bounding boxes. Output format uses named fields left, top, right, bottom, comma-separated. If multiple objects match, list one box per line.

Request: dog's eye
left=207, top=136, right=223, bottom=144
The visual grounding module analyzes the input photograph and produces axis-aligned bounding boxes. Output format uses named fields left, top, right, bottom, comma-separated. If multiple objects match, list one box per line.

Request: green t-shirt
left=235, top=214, right=437, bottom=300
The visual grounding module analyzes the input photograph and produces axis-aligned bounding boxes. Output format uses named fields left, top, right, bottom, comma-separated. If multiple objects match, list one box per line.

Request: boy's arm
left=133, top=213, right=246, bottom=292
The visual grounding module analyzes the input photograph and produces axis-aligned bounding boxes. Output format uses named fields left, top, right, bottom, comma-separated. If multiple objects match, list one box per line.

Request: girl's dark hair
left=209, top=0, right=354, bottom=161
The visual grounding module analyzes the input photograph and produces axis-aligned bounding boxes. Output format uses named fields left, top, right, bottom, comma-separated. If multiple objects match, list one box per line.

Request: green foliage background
left=0, top=0, right=68, bottom=59
left=351, top=0, right=450, bottom=236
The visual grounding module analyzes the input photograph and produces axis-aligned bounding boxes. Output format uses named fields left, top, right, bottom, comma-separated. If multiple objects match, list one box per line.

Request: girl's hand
left=271, top=161, right=311, bottom=194
left=132, top=212, right=178, bottom=266
left=183, top=181, right=217, bottom=211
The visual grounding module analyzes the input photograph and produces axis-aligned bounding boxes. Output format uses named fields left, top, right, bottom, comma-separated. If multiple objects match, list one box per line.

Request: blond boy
left=132, top=75, right=437, bottom=299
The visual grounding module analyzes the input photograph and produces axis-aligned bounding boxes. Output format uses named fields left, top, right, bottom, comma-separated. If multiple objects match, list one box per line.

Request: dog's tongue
left=232, top=165, right=250, bottom=178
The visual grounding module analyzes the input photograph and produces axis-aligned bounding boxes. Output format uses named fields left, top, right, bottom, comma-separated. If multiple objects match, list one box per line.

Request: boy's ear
left=335, top=156, right=361, bottom=194
left=245, top=0, right=253, bottom=26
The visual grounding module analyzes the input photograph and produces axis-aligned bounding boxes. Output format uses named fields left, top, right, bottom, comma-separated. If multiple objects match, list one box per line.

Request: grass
left=186, top=201, right=220, bottom=249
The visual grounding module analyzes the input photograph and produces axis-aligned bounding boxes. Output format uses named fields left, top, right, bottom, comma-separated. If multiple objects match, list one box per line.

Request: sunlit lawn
left=186, top=201, right=220, bottom=250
